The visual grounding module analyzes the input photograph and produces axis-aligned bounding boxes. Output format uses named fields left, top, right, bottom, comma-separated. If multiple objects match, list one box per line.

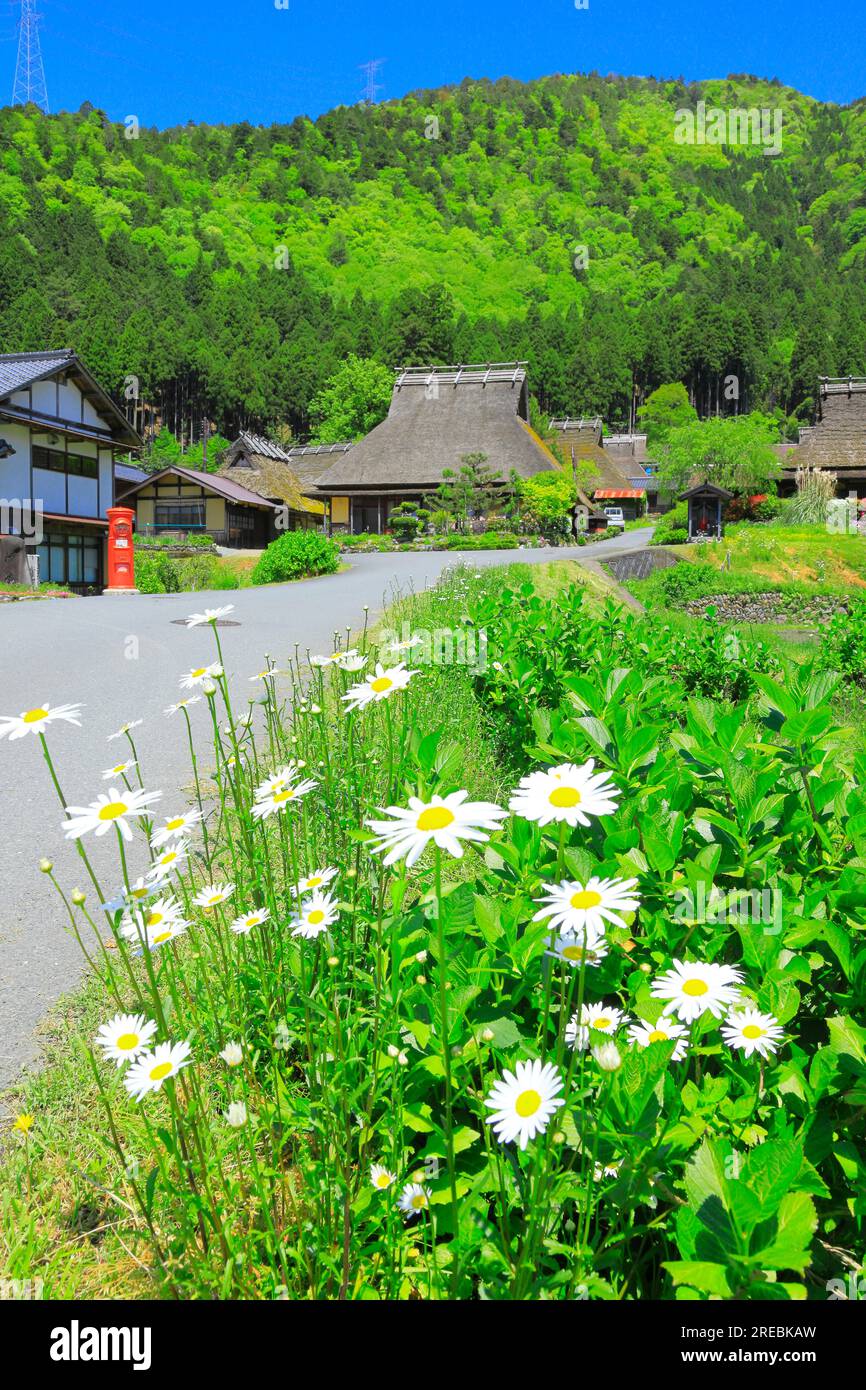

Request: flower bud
left=71, top=889, right=86, bottom=906
left=592, top=1042, right=622, bottom=1072
left=39, top=858, right=53, bottom=874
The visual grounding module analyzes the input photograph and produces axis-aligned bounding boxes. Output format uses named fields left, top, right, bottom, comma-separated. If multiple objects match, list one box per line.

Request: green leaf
left=663, top=1260, right=733, bottom=1298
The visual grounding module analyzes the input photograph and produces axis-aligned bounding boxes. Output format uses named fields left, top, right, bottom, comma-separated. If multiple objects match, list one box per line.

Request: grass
left=694, top=523, right=866, bottom=591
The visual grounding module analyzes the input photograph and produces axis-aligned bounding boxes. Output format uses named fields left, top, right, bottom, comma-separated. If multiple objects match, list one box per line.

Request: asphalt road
left=0, top=530, right=651, bottom=1086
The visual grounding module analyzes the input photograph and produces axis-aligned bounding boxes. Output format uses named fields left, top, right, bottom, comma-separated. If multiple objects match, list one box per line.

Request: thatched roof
left=785, top=379, right=866, bottom=475
left=314, top=364, right=557, bottom=495
left=219, top=432, right=350, bottom=517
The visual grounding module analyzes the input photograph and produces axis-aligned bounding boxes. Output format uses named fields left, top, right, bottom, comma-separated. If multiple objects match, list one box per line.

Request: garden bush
left=820, top=595, right=866, bottom=685
left=252, top=530, right=340, bottom=584
left=650, top=504, right=689, bottom=546
left=446, top=532, right=519, bottom=550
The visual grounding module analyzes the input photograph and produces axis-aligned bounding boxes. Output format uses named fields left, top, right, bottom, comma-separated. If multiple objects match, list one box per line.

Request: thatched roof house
left=314, top=363, right=574, bottom=533
left=219, top=432, right=348, bottom=525
left=779, top=378, right=866, bottom=495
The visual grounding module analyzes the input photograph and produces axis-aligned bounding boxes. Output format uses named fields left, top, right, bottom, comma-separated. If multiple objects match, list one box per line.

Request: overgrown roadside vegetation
left=2, top=557, right=864, bottom=1302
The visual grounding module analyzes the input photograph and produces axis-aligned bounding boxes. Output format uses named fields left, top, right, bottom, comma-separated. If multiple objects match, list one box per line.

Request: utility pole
left=13, top=0, right=49, bottom=113
left=358, top=59, right=384, bottom=106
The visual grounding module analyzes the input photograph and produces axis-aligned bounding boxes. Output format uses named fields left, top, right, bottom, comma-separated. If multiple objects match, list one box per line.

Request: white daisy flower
left=384, top=636, right=425, bottom=656
left=101, top=759, right=137, bottom=781
left=546, top=933, right=609, bottom=969
left=566, top=1002, right=630, bottom=1051
left=721, top=1008, right=784, bottom=1059
left=249, top=667, right=281, bottom=683
left=124, top=1040, right=192, bottom=1101
left=185, top=605, right=235, bottom=628
left=219, top=1042, right=244, bottom=1067
left=193, top=882, right=235, bottom=910
left=484, top=1058, right=564, bottom=1150
left=63, top=786, right=162, bottom=842
left=254, top=763, right=304, bottom=799
left=533, top=875, right=640, bottom=938
left=509, top=760, right=621, bottom=828
left=593, top=1160, right=622, bottom=1180
left=334, top=652, right=367, bottom=672
left=102, top=876, right=154, bottom=914
left=164, top=697, right=201, bottom=716
left=0, top=702, right=83, bottom=741
left=225, top=1102, right=248, bottom=1128
left=291, top=866, right=338, bottom=897
left=290, top=890, right=338, bottom=940
left=150, top=810, right=203, bottom=848
left=179, top=663, right=222, bottom=691
left=107, top=720, right=142, bottom=742
left=146, top=841, right=190, bottom=883
left=310, top=652, right=344, bottom=668
left=367, top=790, right=508, bottom=868
left=593, top=1041, right=622, bottom=1071
left=398, top=1182, right=431, bottom=1219
left=651, top=959, right=744, bottom=1023
left=94, top=1013, right=157, bottom=1067
left=252, top=777, right=318, bottom=820
left=120, top=897, right=185, bottom=947
left=628, top=1016, right=690, bottom=1062
left=371, top=1164, right=396, bottom=1191
left=231, top=907, right=271, bottom=936
left=343, top=662, right=417, bottom=713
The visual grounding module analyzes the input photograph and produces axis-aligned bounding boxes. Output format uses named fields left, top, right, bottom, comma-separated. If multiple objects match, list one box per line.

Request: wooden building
left=314, top=363, right=584, bottom=534
left=219, top=433, right=343, bottom=529
left=780, top=377, right=866, bottom=496
left=117, top=465, right=279, bottom=548
left=0, top=349, right=141, bottom=592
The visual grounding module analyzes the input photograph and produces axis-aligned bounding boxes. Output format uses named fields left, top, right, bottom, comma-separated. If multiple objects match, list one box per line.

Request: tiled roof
left=0, top=350, right=77, bottom=398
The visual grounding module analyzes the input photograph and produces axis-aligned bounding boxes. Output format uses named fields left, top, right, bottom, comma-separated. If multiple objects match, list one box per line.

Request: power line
left=358, top=58, right=384, bottom=106
left=12, top=0, right=48, bottom=111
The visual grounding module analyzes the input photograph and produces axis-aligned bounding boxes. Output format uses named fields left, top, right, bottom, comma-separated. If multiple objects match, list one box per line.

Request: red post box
left=105, top=506, right=137, bottom=592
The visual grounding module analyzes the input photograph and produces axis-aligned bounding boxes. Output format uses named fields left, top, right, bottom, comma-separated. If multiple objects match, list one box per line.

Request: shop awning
left=594, top=489, right=645, bottom=499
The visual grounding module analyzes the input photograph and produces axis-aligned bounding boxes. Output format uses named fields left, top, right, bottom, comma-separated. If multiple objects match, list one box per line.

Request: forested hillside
left=1, top=72, right=865, bottom=445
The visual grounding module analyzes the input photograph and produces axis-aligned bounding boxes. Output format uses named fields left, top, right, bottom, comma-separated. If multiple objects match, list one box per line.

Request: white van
left=603, top=506, right=625, bottom=526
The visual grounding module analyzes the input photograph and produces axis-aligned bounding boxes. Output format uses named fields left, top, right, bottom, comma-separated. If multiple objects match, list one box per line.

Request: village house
left=115, top=464, right=281, bottom=548
left=218, top=432, right=345, bottom=530
left=313, top=362, right=600, bottom=533
left=779, top=377, right=866, bottom=496
left=548, top=419, right=669, bottom=517
left=0, top=349, right=141, bottom=592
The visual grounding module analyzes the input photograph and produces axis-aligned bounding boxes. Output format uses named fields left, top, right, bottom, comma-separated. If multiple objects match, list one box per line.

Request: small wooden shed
left=678, top=482, right=733, bottom=541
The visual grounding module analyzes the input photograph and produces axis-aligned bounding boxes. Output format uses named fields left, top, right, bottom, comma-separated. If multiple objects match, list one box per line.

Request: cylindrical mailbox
left=105, top=507, right=137, bottom=591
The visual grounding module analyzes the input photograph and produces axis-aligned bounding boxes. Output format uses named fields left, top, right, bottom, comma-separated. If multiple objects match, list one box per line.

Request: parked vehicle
left=602, top=506, right=625, bottom=526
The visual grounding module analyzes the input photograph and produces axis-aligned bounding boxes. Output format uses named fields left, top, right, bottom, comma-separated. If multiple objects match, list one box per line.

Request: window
left=32, top=445, right=98, bottom=480
left=35, top=533, right=102, bottom=587
left=154, top=501, right=206, bottom=530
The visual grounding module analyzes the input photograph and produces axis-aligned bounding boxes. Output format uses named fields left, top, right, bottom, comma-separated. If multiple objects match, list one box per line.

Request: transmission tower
left=13, top=0, right=49, bottom=113
left=358, top=59, right=384, bottom=106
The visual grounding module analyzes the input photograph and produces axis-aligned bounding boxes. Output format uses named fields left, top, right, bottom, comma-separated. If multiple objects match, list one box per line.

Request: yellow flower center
left=116, top=1033, right=139, bottom=1051
left=98, top=801, right=128, bottom=821
left=307, top=876, right=322, bottom=887
left=207, top=895, right=222, bottom=905
left=410, top=1193, right=427, bottom=1209
left=166, top=817, right=185, bottom=831
left=549, top=786, right=581, bottom=808
left=648, top=1029, right=668, bottom=1043
left=371, top=677, right=393, bottom=693
left=416, top=807, right=456, bottom=832
left=274, top=789, right=295, bottom=804
left=682, top=978, right=709, bottom=997
left=191, top=668, right=207, bottom=678
left=593, top=1017, right=612, bottom=1031
left=152, top=930, right=173, bottom=944
left=515, top=1089, right=542, bottom=1118
left=149, top=1061, right=173, bottom=1081
left=562, top=946, right=587, bottom=962
left=112, top=764, right=126, bottom=774
left=22, top=708, right=48, bottom=723
left=146, top=912, right=163, bottom=927
left=742, top=1024, right=764, bottom=1039
left=375, top=1174, right=391, bottom=1188
left=570, top=889, right=602, bottom=910
left=131, top=887, right=148, bottom=900
left=307, top=909, right=325, bottom=926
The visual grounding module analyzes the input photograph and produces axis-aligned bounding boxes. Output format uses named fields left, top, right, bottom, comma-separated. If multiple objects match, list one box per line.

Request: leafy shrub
left=446, top=532, right=519, bottom=550
left=135, top=553, right=181, bottom=593
left=819, top=596, right=866, bottom=684
left=178, top=555, right=239, bottom=591
left=252, top=530, right=340, bottom=584
left=650, top=504, right=690, bottom=546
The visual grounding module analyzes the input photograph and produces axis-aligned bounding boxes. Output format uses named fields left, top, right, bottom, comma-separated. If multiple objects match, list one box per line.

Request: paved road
left=0, top=531, right=651, bottom=1085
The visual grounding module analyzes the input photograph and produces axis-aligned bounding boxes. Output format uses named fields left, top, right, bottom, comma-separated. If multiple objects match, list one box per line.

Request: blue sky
left=2, top=0, right=863, bottom=128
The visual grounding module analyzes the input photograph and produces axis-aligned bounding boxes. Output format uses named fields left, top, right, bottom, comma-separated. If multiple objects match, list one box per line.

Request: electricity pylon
left=13, top=0, right=49, bottom=113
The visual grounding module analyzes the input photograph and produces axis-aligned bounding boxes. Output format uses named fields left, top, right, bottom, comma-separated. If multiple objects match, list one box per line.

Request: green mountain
left=1, top=72, right=865, bottom=443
